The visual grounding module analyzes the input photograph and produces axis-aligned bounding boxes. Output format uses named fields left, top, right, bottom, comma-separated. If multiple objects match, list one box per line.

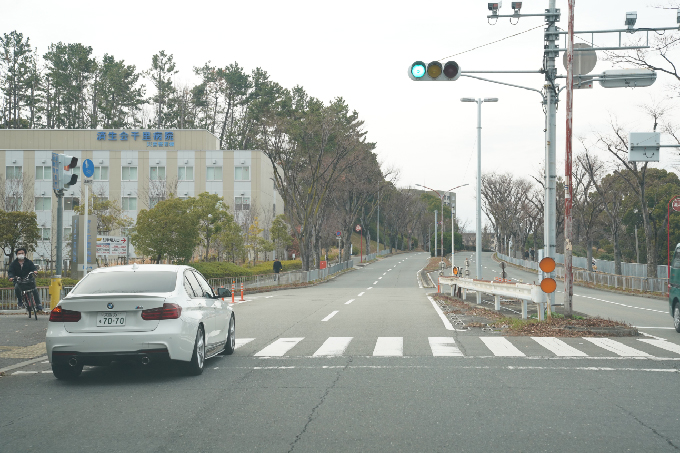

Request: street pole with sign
left=82, top=159, right=94, bottom=276
left=355, top=225, right=363, bottom=262
left=668, top=196, right=680, bottom=289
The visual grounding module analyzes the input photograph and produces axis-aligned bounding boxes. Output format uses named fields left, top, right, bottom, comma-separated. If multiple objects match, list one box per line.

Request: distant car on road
left=46, top=264, right=235, bottom=380
left=669, top=245, right=680, bottom=333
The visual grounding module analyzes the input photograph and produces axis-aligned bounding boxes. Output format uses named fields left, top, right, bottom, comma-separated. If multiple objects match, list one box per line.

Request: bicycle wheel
left=31, top=293, right=38, bottom=320
left=26, top=292, right=36, bottom=319
left=25, top=293, right=32, bottom=319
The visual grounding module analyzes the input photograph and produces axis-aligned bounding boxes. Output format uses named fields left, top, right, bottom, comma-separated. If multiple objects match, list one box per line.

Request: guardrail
left=439, top=275, right=547, bottom=320
left=0, top=287, right=51, bottom=310
left=495, top=253, right=668, bottom=294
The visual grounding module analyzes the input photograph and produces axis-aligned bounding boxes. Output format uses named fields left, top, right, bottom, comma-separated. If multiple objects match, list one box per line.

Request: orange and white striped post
left=231, top=283, right=235, bottom=304
left=240, top=282, right=245, bottom=301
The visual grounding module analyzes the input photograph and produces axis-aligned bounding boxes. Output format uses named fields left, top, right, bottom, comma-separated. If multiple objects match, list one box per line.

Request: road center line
left=321, top=311, right=339, bottom=322
left=345, top=299, right=355, bottom=305
left=358, top=292, right=365, bottom=297
left=367, top=287, right=373, bottom=290
left=373, top=281, right=378, bottom=284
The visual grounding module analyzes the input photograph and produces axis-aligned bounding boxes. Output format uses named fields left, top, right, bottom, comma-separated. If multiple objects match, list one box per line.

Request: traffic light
left=539, top=257, right=557, bottom=293
left=58, top=154, right=78, bottom=189
left=409, top=61, right=462, bottom=81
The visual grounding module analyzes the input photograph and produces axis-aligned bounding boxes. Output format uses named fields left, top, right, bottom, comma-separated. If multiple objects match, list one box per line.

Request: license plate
left=97, top=311, right=126, bottom=327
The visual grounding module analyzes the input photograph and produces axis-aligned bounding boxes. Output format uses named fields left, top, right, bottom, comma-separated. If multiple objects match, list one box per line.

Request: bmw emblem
left=107, top=303, right=114, bottom=309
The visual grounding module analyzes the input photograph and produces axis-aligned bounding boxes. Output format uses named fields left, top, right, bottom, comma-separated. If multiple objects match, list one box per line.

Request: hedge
left=0, top=277, right=79, bottom=289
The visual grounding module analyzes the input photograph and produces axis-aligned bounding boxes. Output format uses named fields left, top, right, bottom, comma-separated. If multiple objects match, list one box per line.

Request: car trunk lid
left=59, top=294, right=168, bottom=333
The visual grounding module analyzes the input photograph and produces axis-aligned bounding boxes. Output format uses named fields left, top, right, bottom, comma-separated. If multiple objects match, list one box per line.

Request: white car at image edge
left=46, top=264, right=235, bottom=380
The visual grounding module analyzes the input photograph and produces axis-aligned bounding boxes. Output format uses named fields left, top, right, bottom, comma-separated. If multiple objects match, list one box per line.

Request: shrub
left=189, top=262, right=253, bottom=279
left=246, top=260, right=302, bottom=275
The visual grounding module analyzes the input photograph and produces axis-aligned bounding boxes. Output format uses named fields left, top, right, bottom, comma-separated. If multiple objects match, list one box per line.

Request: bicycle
left=15, top=273, right=39, bottom=320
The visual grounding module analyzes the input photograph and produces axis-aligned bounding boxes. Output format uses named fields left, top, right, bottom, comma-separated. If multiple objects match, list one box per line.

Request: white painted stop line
left=584, top=338, right=651, bottom=357
left=480, top=337, right=526, bottom=357
left=313, top=337, right=353, bottom=356
left=373, top=337, right=403, bottom=356
left=531, top=337, right=587, bottom=357
left=428, top=337, right=463, bottom=357
left=254, top=338, right=304, bottom=357
left=235, top=338, right=254, bottom=349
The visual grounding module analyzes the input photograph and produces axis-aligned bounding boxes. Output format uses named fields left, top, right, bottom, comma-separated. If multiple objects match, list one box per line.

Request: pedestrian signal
left=539, top=257, right=557, bottom=294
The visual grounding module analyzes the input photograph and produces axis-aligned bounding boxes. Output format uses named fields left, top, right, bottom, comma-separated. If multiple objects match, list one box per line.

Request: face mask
left=17, top=254, right=25, bottom=260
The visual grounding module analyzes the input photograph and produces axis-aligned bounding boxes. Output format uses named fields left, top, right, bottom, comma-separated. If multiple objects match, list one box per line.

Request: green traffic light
left=411, top=61, right=426, bottom=78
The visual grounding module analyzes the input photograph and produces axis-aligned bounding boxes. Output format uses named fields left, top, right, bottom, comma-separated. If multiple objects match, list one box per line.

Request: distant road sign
left=673, top=199, right=680, bottom=212
left=355, top=225, right=362, bottom=232
left=82, top=159, right=94, bottom=178
left=97, top=236, right=128, bottom=256
left=336, top=231, right=342, bottom=237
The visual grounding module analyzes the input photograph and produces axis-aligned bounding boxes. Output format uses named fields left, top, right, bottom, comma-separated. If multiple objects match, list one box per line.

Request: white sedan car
left=46, top=264, right=235, bottom=380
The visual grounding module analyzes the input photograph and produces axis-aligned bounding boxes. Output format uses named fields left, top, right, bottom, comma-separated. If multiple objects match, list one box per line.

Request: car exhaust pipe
left=68, top=357, right=78, bottom=367
left=141, top=356, right=150, bottom=365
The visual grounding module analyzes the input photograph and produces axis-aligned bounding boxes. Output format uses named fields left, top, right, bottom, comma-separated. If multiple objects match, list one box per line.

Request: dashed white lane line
left=367, top=287, right=373, bottom=290
left=383, top=273, right=387, bottom=276
left=388, top=269, right=392, bottom=272
left=358, top=292, right=365, bottom=297
left=575, top=294, right=666, bottom=314
left=321, top=311, right=339, bottom=322
left=235, top=338, right=255, bottom=349
left=373, top=281, right=378, bottom=284
left=345, top=299, right=355, bottom=305
left=378, top=277, right=383, bottom=280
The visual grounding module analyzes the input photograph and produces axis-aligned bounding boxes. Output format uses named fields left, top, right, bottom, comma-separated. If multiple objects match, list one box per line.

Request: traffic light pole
left=55, top=190, right=64, bottom=277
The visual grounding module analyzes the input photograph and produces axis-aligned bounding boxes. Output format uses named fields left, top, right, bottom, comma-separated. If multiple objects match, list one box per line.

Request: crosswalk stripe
left=254, top=338, right=304, bottom=357
left=638, top=339, right=680, bottom=355
left=313, top=337, right=353, bottom=357
left=480, top=337, right=526, bottom=356
left=531, top=337, right=588, bottom=357
left=235, top=338, right=254, bottom=349
left=584, top=338, right=651, bottom=357
left=373, top=337, right=403, bottom=356
left=428, top=337, right=463, bottom=357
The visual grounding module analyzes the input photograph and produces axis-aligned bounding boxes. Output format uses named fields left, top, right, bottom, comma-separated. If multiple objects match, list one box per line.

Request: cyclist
left=8, top=247, right=42, bottom=311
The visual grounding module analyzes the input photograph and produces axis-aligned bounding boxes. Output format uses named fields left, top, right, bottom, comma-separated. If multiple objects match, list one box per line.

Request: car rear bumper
left=46, top=318, right=196, bottom=364
left=51, top=348, right=171, bottom=366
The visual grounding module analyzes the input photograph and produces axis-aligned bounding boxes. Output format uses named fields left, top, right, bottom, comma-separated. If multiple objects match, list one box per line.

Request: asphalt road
left=1, top=252, right=679, bottom=452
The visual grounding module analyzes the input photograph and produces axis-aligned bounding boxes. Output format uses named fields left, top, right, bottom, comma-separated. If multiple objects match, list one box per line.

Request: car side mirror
left=217, top=287, right=231, bottom=298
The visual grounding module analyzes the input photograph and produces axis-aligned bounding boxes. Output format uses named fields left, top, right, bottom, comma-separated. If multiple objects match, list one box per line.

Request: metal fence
left=496, top=252, right=668, bottom=294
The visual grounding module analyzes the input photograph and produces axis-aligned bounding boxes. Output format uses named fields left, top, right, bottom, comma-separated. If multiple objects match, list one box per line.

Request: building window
left=178, top=166, right=193, bottom=181
left=35, top=166, right=51, bottom=181
left=35, top=197, right=51, bottom=210
left=149, top=197, right=164, bottom=208
left=122, top=166, right=138, bottom=181
left=122, top=197, right=137, bottom=211
left=235, top=166, right=250, bottom=181
left=235, top=196, right=250, bottom=211
left=94, top=166, right=109, bottom=181
left=64, top=197, right=80, bottom=211
left=150, top=166, right=166, bottom=181
left=5, top=165, right=22, bottom=180
left=38, top=227, right=51, bottom=241
left=206, top=166, right=222, bottom=181
left=64, top=227, right=72, bottom=239
left=72, top=167, right=80, bottom=177
left=5, top=197, right=22, bottom=211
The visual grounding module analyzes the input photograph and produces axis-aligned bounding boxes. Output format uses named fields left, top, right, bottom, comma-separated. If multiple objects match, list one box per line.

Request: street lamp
left=461, top=97, right=498, bottom=304
left=416, top=183, right=469, bottom=271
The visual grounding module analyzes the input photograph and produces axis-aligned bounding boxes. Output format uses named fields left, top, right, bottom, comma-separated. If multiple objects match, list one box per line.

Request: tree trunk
left=587, top=237, right=593, bottom=272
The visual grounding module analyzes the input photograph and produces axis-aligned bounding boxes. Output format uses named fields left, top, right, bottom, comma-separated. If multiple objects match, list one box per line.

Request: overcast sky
left=6, top=0, right=680, bottom=230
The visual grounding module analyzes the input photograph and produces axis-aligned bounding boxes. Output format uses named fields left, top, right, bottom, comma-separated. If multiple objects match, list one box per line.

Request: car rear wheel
left=52, top=363, right=83, bottom=380
left=674, top=305, right=680, bottom=333
left=222, top=315, right=236, bottom=355
left=185, top=326, right=205, bottom=376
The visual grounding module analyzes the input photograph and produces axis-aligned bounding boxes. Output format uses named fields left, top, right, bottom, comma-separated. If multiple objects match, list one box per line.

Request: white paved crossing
left=313, top=337, right=353, bottom=357
left=638, top=339, right=680, bottom=355
left=584, top=338, right=651, bottom=357
left=428, top=337, right=463, bottom=357
left=254, top=338, right=304, bottom=357
left=373, top=337, right=404, bottom=356
left=531, top=337, right=588, bottom=357
left=235, top=338, right=254, bottom=349
left=480, top=337, right=526, bottom=357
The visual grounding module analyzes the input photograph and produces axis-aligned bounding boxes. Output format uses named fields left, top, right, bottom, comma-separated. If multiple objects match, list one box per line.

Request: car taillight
left=49, top=306, right=81, bottom=322
left=141, top=303, right=182, bottom=320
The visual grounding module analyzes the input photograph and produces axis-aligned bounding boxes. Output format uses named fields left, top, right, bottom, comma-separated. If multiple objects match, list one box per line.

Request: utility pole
left=564, top=0, right=576, bottom=315
left=434, top=210, right=438, bottom=258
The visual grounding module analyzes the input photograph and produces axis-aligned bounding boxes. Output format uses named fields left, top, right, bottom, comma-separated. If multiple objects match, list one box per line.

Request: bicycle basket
left=17, top=277, right=37, bottom=291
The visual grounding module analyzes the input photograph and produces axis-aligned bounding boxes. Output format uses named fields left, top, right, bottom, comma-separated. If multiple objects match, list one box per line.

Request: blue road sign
left=82, top=159, right=95, bottom=178
left=51, top=153, right=60, bottom=191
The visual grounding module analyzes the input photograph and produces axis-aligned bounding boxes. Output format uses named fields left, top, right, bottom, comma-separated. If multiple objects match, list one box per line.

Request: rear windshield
left=70, top=271, right=178, bottom=295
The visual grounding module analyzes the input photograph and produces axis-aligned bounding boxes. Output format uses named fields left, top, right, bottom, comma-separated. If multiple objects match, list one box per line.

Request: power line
left=439, top=24, right=544, bottom=61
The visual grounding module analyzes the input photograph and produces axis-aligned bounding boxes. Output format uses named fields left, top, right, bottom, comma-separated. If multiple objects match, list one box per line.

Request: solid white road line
left=373, top=337, right=404, bottom=356
left=313, top=337, right=353, bottom=357
left=480, top=337, right=526, bottom=357
left=531, top=337, right=588, bottom=357
left=638, top=339, right=680, bottom=355
left=235, top=338, right=255, bottom=349
left=0, top=356, right=48, bottom=374
left=426, top=296, right=455, bottom=331
left=575, top=294, right=667, bottom=314
left=358, top=292, right=365, bottom=297
left=12, top=371, right=38, bottom=375
left=345, top=299, right=355, bottom=305
left=429, top=337, right=464, bottom=357
left=321, top=311, right=339, bottom=322
left=584, top=338, right=651, bottom=357
left=254, top=338, right=304, bottom=357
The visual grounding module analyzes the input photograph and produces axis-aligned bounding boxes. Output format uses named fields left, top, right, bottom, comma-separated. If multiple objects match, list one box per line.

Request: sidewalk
left=0, top=314, right=48, bottom=371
